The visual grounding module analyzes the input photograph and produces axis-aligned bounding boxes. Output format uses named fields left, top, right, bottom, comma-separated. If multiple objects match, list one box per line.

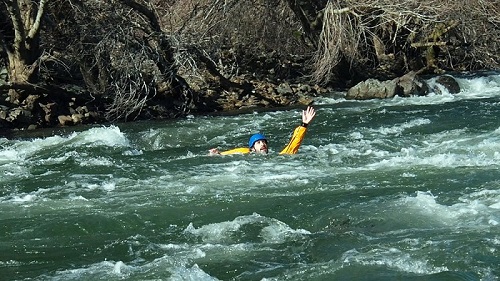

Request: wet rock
left=85, top=111, right=100, bottom=120
left=0, top=106, right=7, bottom=120
left=297, top=95, right=314, bottom=105
left=39, top=102, right=58, bottom=124
left=434, top=75, right=460, bottom=94
left=71, top=113, right=84, bottom=124
left=76, top=106, right=89, bottom=114
left=277, top=83, right=293, bottom=95
left=58, top=115, right=73, bottom=126
left=394, top=71, right=429, bottom=97
left=346, top=78, right=398, bottom=100
left=346, top=71, right=430, bottom=100
left=22, top=95, right=40, bottom=110
left=8, top=108, right=32, bottom=123
left=297, top=84, right=311, bottom=93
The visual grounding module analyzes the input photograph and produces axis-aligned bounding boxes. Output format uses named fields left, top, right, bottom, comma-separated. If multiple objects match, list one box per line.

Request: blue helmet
left=248, top=133, right=267, bottom=148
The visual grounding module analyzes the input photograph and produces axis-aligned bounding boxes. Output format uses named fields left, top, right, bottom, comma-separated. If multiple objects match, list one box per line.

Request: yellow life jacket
left=219, top=125, right=308, bottom=155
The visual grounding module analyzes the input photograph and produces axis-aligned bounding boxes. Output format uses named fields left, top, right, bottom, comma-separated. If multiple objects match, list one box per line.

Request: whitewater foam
left=184, top=213, right=310, bottom=244
left=340, top=247, right=449, bottom=275
left=400, top=191, right=500, bottom=227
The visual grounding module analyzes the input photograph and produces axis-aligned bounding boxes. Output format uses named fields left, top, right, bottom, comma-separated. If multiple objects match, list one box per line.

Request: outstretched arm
left=280, top=106, right=317, bottom=154
left=209, top=147, right=251, bottom=155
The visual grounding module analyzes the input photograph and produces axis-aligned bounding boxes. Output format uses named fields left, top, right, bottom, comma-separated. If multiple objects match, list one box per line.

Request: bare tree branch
left=5, top=0, right=27, bottom=55
left=28, top=0, right=48, bottom=39
left=307, top=0, right=499, bottom=84
left=118, top=0, right=161, bottom=32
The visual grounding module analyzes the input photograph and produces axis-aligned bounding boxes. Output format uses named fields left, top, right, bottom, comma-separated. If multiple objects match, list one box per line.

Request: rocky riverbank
left=1, top=68, right=466, bottom=137
left=1, top=0, right=498, bottom=138
left=0, top=77, right=328, bottom=135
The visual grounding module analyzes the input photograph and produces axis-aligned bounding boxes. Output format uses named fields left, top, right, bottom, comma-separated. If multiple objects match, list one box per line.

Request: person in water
left=209, top=106, right=316, bottom=155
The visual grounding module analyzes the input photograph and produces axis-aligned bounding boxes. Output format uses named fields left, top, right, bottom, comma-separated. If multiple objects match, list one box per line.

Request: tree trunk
left=2, top=0, right=47, bottom=104
left=283, top=0, right=326, bottom=48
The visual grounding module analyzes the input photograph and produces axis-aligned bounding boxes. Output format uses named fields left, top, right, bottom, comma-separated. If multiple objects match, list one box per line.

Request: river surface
left=1, top=72, right=500, bottom=280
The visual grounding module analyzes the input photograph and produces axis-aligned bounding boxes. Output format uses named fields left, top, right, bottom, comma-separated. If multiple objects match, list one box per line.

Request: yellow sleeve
left=220, top=147, right=251, bottom=155
left=279, top=126, right=307, bottom=155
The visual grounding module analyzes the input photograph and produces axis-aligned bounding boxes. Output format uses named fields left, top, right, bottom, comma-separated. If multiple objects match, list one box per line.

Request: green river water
left=1, top=72, right=500, bottom=280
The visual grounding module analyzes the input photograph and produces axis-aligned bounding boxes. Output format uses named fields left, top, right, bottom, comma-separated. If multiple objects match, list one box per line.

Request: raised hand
left=302, top=106, right=316, bottom=125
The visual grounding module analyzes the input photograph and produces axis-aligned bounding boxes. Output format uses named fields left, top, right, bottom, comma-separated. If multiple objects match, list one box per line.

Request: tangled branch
left=312, top=0, right=499, bottom=84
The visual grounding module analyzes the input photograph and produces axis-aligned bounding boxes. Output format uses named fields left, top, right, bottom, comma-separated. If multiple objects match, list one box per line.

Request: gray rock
left=347, top=71, right=430, bottom=100
left=346, top=78, right=398, bottom=100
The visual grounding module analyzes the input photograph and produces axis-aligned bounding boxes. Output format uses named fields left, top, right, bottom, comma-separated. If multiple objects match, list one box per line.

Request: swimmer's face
left=252, top=140, right=268, bottom=154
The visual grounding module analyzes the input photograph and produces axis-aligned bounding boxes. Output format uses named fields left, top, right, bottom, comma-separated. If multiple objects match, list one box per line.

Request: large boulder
left=394, top=71, right=429, bottom=97
left=346, top=71, right=429, bottom=100
left=432, top=75, right=461, bottom=94
left=346, top=78, right=399, bottom=100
